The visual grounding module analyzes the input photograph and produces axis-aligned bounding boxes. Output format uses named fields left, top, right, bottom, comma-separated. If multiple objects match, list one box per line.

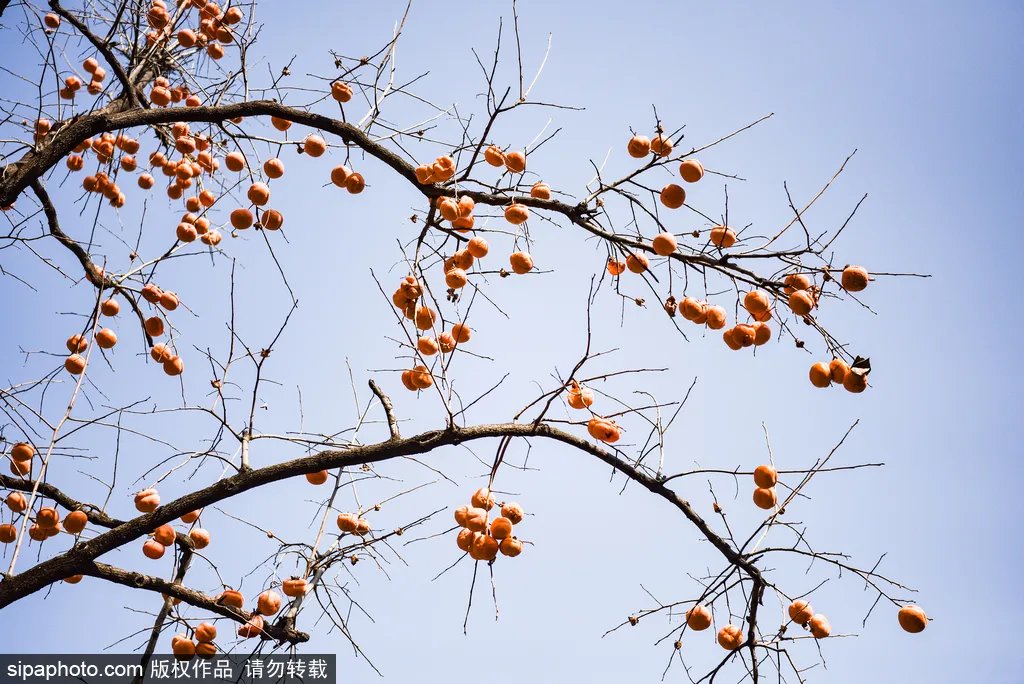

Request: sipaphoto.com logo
left=0, top=654, right=336, bottom=683
left=3, top=658, right=143, bottom=682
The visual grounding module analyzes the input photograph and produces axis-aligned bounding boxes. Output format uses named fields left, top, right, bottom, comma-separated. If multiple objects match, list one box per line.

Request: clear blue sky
left=1, top=1, right=1021, bottom=682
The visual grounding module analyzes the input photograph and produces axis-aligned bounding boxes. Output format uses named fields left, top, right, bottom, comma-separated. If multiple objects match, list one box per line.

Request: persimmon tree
left=0, top=0, right=929, bottom=681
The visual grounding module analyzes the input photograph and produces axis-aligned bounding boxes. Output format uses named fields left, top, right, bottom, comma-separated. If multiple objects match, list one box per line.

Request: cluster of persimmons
left=453, top=488, right=524, bottom=561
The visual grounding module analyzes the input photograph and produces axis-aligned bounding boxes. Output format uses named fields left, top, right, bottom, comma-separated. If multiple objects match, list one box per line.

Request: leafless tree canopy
left=0, top=1, right=929, bottom=681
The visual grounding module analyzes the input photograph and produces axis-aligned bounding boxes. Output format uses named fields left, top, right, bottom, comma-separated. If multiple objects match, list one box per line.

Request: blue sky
left=1, top=1, right=1022, bottom=682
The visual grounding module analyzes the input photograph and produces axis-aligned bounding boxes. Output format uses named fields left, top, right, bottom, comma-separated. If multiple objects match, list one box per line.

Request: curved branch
left=0, top=421, right=759, bottom=609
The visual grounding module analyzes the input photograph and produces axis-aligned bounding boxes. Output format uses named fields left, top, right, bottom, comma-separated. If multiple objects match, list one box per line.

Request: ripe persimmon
left=841, top=266, right=869, bottom=292
left=500, top=501, right=524, bottom=525
left=456, top=528, right=475, bottom=552
left=784, top=273, right=811, bottom=294
left=752, top=487, right=776, bottom=510
left=471, top=487, right=495, bottom=510
left=220, top=589, right=245, bottom=608
left=504, top=151, right=526, bottom=173
left=188, top=528, right=210, bottom=549
left=66, top=334, right=88, bottom=353
left=627, top=135, right=651, bottom=158
left=95, top=328, right=117, bottom=349
left=303, top=135, right=326, bottom=157
left=587, top=417, right=621, bottom=444
left=144, top=316, right=165, bottom=337
left=345, top=173, right=365, bottom=194
left=261, top=209, right=284, bottom=230
left=652, top=232, right=678, bottom=256
left=679, top=298, right=705, bottom=321
left=237, top=615, right=264, bottom=639
left=337, top=511, right=358, bottom=532
left=417, top=336, right=439, bottom=356
left=752, top=321, right=771, bottom=345
left=331, top=81, right=353, bottom=103
left=181, top=509, right=201, bottom=524
left=464, top=507, right=488, bottom=532
left=257, top=590, right=282, bottom=616
left=305, top=470, right=329, bottom=485
left=733, top=324, right=756, bottom=347
left=717, top=624, right=744, bottom=650
left=607, top=259, right=625, bottom=276
left=678, top=159, right=704, bottom=183
left=788, top=290, right=815, bottom=316
left=809, top=614, right=831, bottom=638
left=438, top=332, right=456, bottom=354
left=282, top=577, right=307, bottom=597
left=788, top=600, right=813, bottom=625
left=143, top=539, right=166, bottom=559
left=270, top=116, right=291, bottom=132
left=37, top=507, right=60, bottom=527
left=176, top=223, right=198, bottom=243
left=163, top=355, right=184, bottom=376
left=650, top=134, right=673, bottom=156
left=829, top=358, right=849, bottom=383
left=897, top=605, right=927, bottom=633
left=12, top=442, right=34, bottom=461
left=195, top=622, right=217, bottom=643
left=225, top=151, right=245, bottom=172
left=59, top=511, right=90, bottom=536
left=710, top=226, right=737, bottom=248
left=753, top=464, right=777, bottom=488
left=5, top=492, right=28, bottom=512
left=686, top=605, right=712, bottom=631
left=230, top=207, right=254, bottom=229
left=201, top=230, right=222, bottom=246
left=660, top=184, right=686, bottom=209
left=509, top=251, right=534, bottom=274
left=490, top=517, right=513, bottom=539
left=626, top=253, right=649, bottom=273
left=451, top=323, right=471, bottom=343
left=743, top=291, right=770, bottom=316
left=0, top=524, right=17, bottom=544
left=171, top=635, right=196, bottom=658
left=484, top=145, right=505, bottom=166
left=413, top=305, right=436, bottom=331
left=445, top=268, right=468, bottom=289
left=330, top=165, right=351, bottom=187
left=100, top=298, right=120, bottom=316
left=469, top=532, right=499, bottom=561
left=499, top=537, right=522, bottom=557
left=135, top=489, right=160, bottom=512
left=263, top=157, right=284, bottom=178
left=705, top=305, right=727, bottom=330
left=410, top=365, right=433, bottom=389
left=505, top=204, right=529, bottom=225
left=65, top=354, right=86, bottom=374
left=530, top=182, right=551, bottom=200
left=843, top=370, right=867, bottom=393
left=567, top=382, right=594, bottom=409
left=153, top=524, right=176, bottom=546
left=461, top=237, right=487, bottom=259
left=809, top=362, right=831, bottom=388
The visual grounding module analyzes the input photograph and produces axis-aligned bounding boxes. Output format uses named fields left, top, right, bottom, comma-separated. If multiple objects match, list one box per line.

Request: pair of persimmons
left=559, top=380, right=624, bottom=445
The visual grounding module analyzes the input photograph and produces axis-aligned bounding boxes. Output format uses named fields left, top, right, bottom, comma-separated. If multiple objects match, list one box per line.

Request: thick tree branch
left=82, top=559, right=309, bottom=644
left=0, top=421, right=759, bottom=609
